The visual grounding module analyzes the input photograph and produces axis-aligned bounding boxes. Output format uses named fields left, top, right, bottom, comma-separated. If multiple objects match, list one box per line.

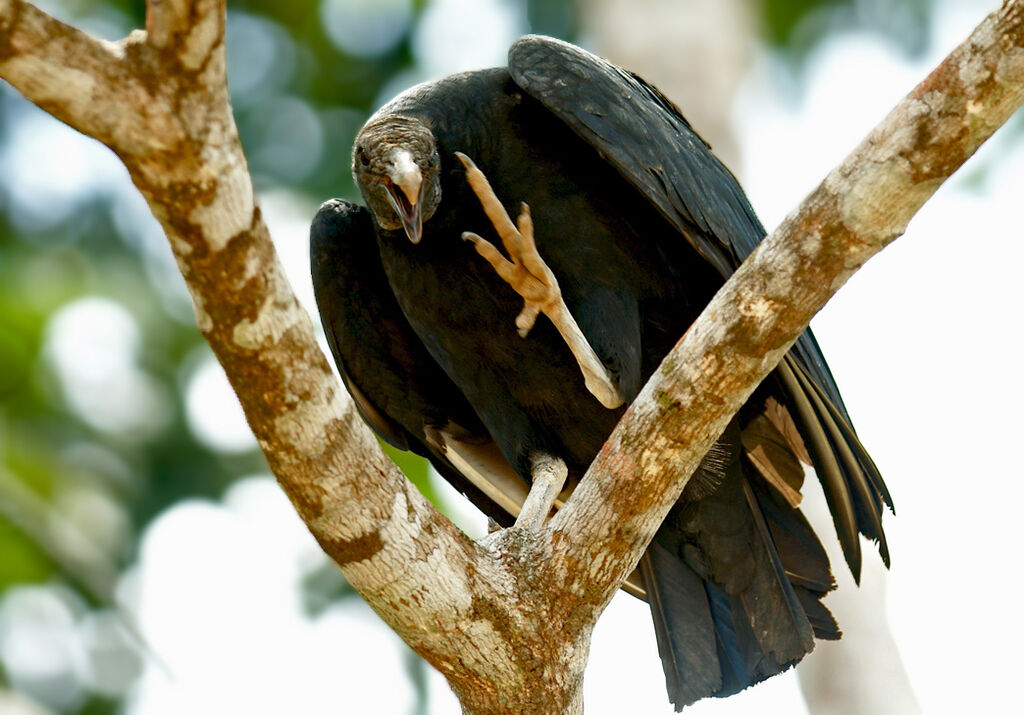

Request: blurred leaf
left=0, top=520, right=53, bottom=589
left=527, top=0, right=577, bottom=40
left=300, top=558, right=356, bottom=617
left=77, top=696, right=119, bottom=715
left=761, top=0, right=834, bottom=48
left=760, top=0, right=933, bottom=60
left=0, top=323, right=30, bottom=398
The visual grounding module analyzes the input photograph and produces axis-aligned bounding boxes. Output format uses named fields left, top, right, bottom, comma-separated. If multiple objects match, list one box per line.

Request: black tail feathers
left=643, top=456, right=837, bottom=710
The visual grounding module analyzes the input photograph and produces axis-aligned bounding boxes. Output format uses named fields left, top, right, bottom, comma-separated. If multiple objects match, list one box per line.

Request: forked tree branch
left=2, top=0, right=1022, bottom=712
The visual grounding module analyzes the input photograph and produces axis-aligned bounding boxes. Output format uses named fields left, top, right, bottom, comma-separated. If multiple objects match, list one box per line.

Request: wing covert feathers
left=741, top=409, right=805, bottom=508
left=508, top=35, right=763, bottom=277
left=311, top=200, right=411, bottom=451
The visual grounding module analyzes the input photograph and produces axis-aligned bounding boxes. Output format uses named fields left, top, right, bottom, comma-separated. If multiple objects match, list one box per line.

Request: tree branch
left=2, top=0, right=508, bottom=686
left=1, top=0, right=1022, bottom=712
left=0, top=0, right=137, bottom=145
left=146, top=0, right=220, bottom=60
left=547, top=0, right=1024, bottom=622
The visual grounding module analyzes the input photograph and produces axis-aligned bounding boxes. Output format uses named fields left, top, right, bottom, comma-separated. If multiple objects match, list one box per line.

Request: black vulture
left=311, top=35, right=892, bottom=709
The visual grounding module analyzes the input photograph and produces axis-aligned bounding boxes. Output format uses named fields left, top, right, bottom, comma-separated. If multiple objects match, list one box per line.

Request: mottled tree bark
left=1, top=0, right=1022, bottom=713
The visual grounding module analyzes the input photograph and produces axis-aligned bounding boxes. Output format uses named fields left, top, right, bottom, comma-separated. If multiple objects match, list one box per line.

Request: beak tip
left=403, top=212, right=423, bottom=244
left=383, top=179, right=426, bottom=244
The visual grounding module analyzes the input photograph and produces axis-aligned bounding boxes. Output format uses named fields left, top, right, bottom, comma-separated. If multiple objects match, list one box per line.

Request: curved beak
left=385, top=150, right=425, bottom=244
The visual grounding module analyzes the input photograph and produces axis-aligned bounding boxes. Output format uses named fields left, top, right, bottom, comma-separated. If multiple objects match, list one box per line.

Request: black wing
left=312, top=199, right=456, bottom=450
left=507, top=35, right=891, bottom=580
left=508, top=35, right=760, bottom=278
left=310, top=199, right=649, bottom=597
left=310, top=200, right=513, bottom=519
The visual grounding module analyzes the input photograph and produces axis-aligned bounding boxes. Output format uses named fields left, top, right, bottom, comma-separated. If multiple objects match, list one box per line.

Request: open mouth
left=385, top=180, right=424, bottom=244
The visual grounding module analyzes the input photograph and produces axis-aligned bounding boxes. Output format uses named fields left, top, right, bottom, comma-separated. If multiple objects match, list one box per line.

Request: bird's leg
left=514, top=453, right=568, bottom=531
left=456, top=152, right=625, bottom=410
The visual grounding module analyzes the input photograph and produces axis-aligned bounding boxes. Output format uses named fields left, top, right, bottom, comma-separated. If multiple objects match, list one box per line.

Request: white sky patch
left=413, top=0, right=527, bottom=78
left=0, top=586, right=88, bottom=712
left=47, top=298, right=140, bottom=384
left=182, top=350, right=256, bottom=454
left=127, top=478, right=416, bottom=715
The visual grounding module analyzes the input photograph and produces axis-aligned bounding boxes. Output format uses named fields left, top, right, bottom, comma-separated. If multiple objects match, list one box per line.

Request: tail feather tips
left=644, top=461, right=837, bottom=709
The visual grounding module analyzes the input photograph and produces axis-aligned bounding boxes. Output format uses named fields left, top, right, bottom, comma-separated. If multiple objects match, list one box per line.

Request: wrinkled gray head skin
left=352, top=115, right=442, bottom=244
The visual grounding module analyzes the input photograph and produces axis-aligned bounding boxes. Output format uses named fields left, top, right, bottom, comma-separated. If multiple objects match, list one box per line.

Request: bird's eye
left=357, top=148, right=370, bottom=167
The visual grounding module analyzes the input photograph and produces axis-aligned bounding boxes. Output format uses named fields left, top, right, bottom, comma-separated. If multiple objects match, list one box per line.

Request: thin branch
left=0, top=0, right=147, bottom=147
left=0, top=467, right=119, bottom=602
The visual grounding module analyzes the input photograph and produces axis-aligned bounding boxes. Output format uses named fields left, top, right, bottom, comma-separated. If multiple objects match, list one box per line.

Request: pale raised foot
left=456, top=152, right=625, bottom=410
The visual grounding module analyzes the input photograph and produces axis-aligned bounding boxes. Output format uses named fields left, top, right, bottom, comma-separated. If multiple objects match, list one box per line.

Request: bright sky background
left=4, top=0, right=1021, bottom=713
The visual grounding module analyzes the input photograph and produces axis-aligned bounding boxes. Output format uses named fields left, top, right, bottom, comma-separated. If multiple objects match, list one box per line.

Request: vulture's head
left=352, top=115, right=442, bottom=244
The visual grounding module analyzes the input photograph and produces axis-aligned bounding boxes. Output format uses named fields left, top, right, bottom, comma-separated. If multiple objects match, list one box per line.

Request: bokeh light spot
left=183, top=352, right=256, bottom=454
left=248, top=97, right=324, bottom=184
left=320, top=0, right=413, bottom=58
left=45, top=297, right=172, bottom=438
left=0, top=586, right=87, bottom=712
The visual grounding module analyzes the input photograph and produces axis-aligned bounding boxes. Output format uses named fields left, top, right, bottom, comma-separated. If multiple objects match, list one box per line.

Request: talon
left=516, top=305, right=540, bottom=337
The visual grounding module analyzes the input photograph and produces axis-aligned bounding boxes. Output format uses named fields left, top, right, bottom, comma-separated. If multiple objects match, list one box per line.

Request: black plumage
left=311, top=35, right=892, bottom=709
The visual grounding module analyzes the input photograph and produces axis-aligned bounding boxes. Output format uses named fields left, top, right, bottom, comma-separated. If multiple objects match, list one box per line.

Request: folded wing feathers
left=776, top=356, right=864, bottom=581
left=787, top=359, right=891, bottom=569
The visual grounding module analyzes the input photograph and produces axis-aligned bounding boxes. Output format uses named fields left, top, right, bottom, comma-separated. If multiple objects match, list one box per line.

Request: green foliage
left=526, top=0, right=576, bottom=40
left=0, top=521, right=51, bottom=590
left=380, top=440, right=440, bottom=506
left=760, top=0, right=934, bottom=59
